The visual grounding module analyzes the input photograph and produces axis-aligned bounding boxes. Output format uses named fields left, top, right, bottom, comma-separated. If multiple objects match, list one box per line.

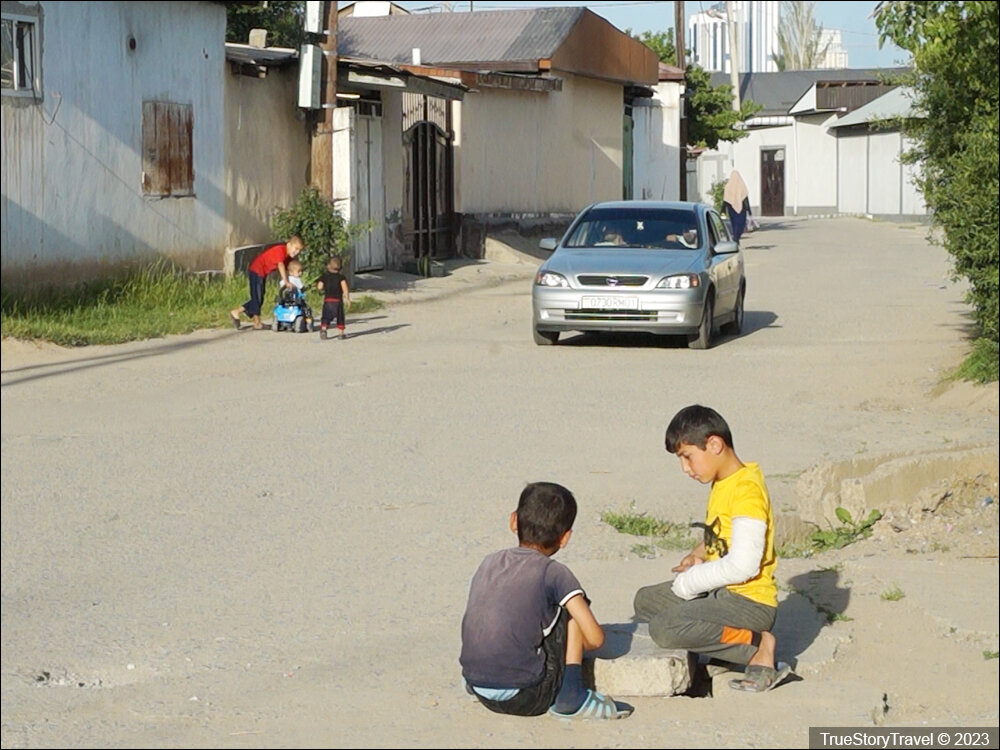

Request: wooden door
left=760, top=148, right=785, bottom=216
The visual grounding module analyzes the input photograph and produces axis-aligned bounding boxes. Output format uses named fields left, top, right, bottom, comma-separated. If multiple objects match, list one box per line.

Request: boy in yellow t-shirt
left=633, top=404, right=793, bottom=692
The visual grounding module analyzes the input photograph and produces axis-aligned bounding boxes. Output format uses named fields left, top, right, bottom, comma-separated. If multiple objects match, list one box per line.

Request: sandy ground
left=1, top=216, right=997, bottom=748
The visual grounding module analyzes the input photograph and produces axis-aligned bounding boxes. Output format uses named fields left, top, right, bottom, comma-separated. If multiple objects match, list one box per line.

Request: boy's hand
left=672, top=554, right=704, bottom=573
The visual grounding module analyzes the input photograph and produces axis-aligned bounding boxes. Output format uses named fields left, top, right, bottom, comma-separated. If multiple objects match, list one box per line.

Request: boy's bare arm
left=277, top=261, right=288, bottom=286
left=564, top=594, right=605, bottom=651
left=672, top=542, right=707, bottom=573
left=341, top=279, right=351, bottom=308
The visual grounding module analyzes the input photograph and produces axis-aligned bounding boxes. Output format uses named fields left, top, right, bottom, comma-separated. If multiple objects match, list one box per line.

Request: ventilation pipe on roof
left=412, top=48, right=421, bottom=65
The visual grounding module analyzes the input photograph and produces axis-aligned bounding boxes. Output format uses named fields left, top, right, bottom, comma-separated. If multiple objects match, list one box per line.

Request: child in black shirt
left=316, top=255, right=351, bottom=340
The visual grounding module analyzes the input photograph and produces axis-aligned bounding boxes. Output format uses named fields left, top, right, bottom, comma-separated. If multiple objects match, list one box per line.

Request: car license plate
left=581, top=295, right=639, bottom=310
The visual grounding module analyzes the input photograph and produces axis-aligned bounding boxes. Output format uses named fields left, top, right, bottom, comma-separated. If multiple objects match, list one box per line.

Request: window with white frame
left=1, top=9, right=40, bottom=97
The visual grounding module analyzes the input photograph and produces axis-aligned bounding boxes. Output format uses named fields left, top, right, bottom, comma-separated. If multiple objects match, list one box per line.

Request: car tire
left=688, top=294, right=714, bottom=350
left=533, top=327, right=559, bottom=346
left=273, top=320, right=282, bottom=332
left=722, top=284, right=745, bottom=337
left=294, top=316, right=306, bottom=333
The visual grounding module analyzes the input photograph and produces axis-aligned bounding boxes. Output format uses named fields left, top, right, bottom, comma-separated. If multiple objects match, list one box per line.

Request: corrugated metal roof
left=338, top=7, right=586, bottom=69
left=225, top=43, right=298, bottom=68
left=710, top=68, right=911, bottom=116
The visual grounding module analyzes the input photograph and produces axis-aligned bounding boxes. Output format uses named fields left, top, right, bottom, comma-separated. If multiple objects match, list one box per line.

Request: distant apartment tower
left=817, top=28, right=849, bottom=69
left=689, top=1, right=780, bottom=74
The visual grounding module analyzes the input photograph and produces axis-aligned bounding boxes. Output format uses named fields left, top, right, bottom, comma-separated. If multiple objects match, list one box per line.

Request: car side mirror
left=714, top=240, right=739, bottom=255
left=539, top=238, right=558, bottom=251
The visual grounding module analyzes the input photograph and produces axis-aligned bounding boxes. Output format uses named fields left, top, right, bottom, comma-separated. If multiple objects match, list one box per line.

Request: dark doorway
left=760, top=148, right=785, bottom=216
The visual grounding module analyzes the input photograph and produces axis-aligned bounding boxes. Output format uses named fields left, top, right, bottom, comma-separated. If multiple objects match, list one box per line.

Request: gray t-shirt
left=460, top=546, right=584, bottom=689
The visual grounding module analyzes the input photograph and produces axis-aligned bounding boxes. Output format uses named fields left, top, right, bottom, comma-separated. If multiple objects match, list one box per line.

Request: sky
left=385, top=1, right=910, bottom=70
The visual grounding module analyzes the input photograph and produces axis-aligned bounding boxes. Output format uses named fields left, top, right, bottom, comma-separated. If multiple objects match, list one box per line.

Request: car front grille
left=565, top=310, right=658, bottom=321
left=577, top=275, right=648, bottom=287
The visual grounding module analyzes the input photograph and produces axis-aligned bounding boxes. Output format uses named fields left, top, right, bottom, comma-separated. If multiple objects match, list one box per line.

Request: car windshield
left=564, top=208, right=700, bottom=250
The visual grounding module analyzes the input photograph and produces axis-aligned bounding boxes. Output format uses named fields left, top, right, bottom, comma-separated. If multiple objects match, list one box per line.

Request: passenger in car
left=595, top=224, right=626, bottom=246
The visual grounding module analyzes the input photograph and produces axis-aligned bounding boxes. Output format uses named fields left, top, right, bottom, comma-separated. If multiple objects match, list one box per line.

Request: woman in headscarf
left=723, top=170, right=752, bottom=242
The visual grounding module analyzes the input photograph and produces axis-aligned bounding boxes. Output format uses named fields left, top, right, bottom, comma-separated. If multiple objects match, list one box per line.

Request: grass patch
left=601, top=507, right=696, bottom=552
left=984, top=650, right=999, bottom=660
left=880, top=583, right=906, bottom=602
left=950, top=338, right=999, bottom=384
left=779, top=507, right=883, bottom=559
left=1, top=262, right=382, bottom=346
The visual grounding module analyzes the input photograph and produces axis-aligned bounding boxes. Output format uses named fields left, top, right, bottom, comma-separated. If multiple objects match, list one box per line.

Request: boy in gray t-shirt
left=459, top=482, right=632, bottom=720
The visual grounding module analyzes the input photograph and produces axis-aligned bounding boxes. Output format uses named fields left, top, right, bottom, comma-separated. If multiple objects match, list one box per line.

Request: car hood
left=543, top=248, right=703, bottom=278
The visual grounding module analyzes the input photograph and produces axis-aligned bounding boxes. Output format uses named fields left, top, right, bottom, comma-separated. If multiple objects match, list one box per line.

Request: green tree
left=773, top=1, right=831, bottom=71
left=225, top=1, right=304, bottom=48
left=629, top=28, right=677, bottom=66
left=875, top=1, right=999, bottom=381
left=684, top=65, right=761, bottom=149
left=631, top=31, right=759, bottom=149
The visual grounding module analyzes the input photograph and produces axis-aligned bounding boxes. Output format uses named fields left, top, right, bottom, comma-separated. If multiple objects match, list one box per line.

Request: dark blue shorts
left=470, top=609, right=568, bottom=717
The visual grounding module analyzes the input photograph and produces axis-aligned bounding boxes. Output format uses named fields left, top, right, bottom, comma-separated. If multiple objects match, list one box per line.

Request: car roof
left=586, top=200, right=708, bottom=213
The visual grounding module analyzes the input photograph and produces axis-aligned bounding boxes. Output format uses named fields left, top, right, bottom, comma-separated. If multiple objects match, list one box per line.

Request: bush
left=709, top=179, right=727, bottom=213
left=271, top=186, right=371, bottom=280
left=876, top=2, right=999, bottom=382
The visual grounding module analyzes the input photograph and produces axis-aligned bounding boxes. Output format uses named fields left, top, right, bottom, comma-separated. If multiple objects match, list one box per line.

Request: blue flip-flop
left=549, top=689, right=633, bottom=720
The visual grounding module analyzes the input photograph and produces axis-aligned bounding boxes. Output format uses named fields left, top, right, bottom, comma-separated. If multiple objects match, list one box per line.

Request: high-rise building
left=817, top=28, right=849, bottom=69
left=689, top=1, right=781, bottom=74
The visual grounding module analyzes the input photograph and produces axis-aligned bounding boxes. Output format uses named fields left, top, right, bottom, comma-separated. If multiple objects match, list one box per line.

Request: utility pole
left=310, top=1, right=338, bottom=200
left=675, top=0, right=686, bottom=200
left=726, top=1, right=741, bottom=111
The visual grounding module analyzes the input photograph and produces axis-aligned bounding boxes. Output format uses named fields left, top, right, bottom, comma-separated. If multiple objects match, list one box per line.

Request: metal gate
left=402, top=93, right=454, bottom=270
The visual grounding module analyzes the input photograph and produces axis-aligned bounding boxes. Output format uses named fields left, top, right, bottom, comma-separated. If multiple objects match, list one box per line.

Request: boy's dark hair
left=515, top=482, right=577, bottom=550
left=665, top=404, right=734, bottom=453
left=327, top=255, right=342, bottom=270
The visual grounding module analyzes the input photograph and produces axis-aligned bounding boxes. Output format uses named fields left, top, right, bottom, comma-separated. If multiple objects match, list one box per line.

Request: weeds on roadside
left=601, top=506, right=696, bottom=554
left=984, top=650, right=999, bottom=660
left=1, top=261, right=382, bottom=346
left=810, top=508, right=883, bottom=551
left=778, top=507, right=883, bottom=559
left=880, top=583, right=906, bottom=602
left=950, top=338, right=999, bottom=385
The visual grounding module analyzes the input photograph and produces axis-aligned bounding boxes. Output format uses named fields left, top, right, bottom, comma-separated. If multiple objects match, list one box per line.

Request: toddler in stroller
left=272, top=259, right=313, bottom=333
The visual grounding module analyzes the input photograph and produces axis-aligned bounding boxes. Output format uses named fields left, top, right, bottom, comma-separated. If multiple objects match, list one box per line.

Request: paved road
left=1, top=216, right=995, bottom=747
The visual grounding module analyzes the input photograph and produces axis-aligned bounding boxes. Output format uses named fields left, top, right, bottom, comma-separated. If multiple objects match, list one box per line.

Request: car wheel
left=533, top=327, right=559, bottom=346
left=294, top=316, right=306, bottom=333
left=688, top=294, right=714, bottom=350
left=273, top=320, right=282, bottom=332
left=722, top=284, right=745, bottom=337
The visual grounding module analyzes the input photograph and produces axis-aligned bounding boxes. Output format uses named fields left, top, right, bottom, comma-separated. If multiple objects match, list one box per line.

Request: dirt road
left=2, top=217, right=997, bottom=748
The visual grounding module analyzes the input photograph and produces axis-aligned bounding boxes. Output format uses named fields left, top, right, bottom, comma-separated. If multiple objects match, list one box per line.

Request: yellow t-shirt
left=703, top=462, right=777, bottom=607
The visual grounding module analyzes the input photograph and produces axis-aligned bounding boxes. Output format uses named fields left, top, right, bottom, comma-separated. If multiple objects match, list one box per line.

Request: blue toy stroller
left=272, top=286, right=313, bottom=333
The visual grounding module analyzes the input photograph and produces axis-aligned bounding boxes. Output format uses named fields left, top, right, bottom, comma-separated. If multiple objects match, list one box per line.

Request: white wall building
left=2, top=1, right=228, bottom=284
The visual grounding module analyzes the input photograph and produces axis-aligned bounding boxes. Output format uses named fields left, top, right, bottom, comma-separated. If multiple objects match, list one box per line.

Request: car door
left=707, top=210, right=740, bottom=315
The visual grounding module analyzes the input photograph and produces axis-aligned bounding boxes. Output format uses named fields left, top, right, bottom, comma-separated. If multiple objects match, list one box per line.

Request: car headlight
left=656, top=274, right=701, bottom=289
left=536, top=270, right=569, bottom=287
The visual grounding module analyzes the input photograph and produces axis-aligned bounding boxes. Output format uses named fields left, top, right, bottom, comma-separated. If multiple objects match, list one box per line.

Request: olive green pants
left=633, top=582, right=776, bottom=664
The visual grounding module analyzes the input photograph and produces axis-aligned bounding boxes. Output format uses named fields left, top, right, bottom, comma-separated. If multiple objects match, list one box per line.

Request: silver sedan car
left=531, top=201, right=746, bottom=349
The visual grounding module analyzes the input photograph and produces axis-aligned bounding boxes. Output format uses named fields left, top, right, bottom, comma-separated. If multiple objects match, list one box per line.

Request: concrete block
left=584, top=622, right=695, bottom=697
